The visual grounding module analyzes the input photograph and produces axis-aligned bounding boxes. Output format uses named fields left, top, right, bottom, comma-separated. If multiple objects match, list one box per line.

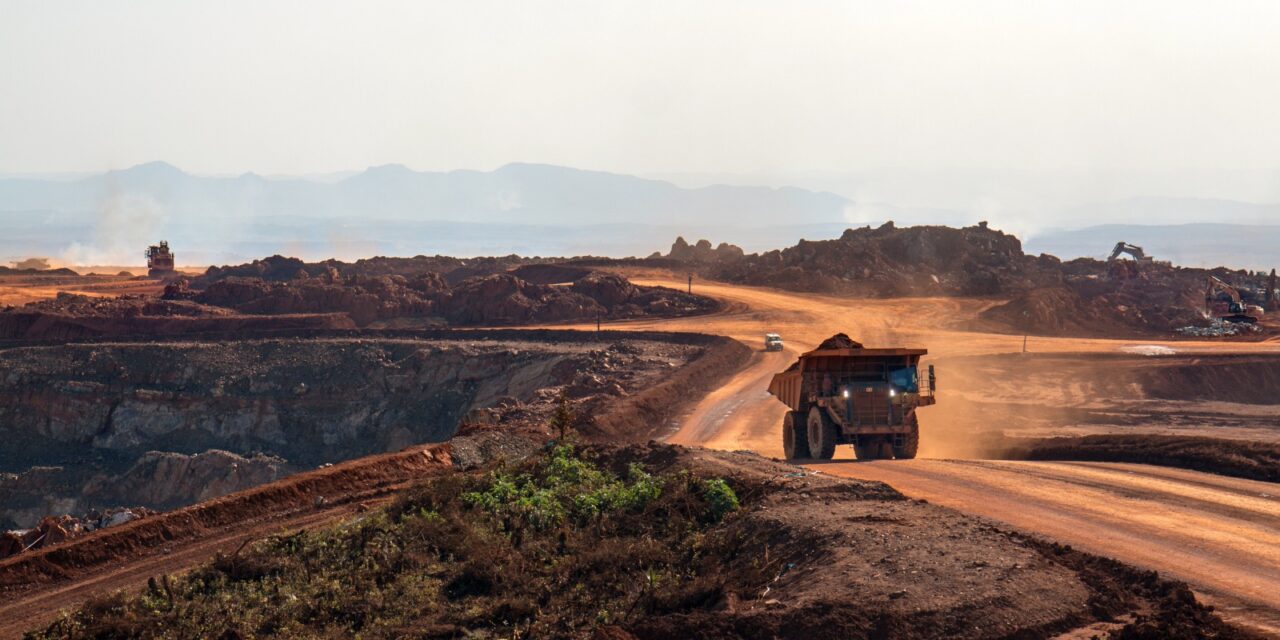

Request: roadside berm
left=20, top=443, right=1254, bottom=639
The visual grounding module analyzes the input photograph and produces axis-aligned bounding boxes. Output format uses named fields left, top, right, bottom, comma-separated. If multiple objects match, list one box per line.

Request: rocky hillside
left=0, top=333, right=712, bottom=529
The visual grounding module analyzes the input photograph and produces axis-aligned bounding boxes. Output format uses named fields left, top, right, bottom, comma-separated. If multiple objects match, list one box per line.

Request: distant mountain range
left=1, top=162, right=1277, bottom=270
left=0, top=161, right=850, bottom=226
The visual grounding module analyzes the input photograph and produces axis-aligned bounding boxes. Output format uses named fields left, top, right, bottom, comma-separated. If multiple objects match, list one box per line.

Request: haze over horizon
left=2, top=1, right=1279, bottom=265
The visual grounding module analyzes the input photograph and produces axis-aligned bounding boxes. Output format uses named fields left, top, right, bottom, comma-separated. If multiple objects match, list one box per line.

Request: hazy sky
left=3, top=1, right=1279, bottom=177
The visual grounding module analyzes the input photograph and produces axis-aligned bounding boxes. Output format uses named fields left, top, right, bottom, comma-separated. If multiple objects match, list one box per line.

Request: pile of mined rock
left=172, top=270, right=716, bottom=327
left=0, top=507, right=153, bottom=560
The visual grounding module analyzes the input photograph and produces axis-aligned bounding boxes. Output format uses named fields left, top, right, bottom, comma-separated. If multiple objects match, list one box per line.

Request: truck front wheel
left=807, top=407, right=838, bottom=460
left=782, top=411, right=810, bottom=460
left=893, top=411, right=920, bottom=459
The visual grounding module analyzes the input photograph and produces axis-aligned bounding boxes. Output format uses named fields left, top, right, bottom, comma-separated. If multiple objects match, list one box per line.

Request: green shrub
left=701, top=478, right=740, bottom=522
left=462, top=444, right=666, bottom=530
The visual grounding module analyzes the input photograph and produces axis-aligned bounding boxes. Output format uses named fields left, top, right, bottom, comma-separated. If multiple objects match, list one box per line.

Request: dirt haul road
left=554, top=274, right=1280, bottom=635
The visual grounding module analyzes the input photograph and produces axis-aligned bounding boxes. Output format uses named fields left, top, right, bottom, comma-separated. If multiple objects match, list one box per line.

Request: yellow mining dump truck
left=768, top=334, right=935, bottom=461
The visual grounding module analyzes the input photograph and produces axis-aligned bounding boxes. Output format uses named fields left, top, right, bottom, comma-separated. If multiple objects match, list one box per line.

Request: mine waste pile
left=657, top=221, right=1276, bottom=337
left=0, top=260, right=717, bottom=341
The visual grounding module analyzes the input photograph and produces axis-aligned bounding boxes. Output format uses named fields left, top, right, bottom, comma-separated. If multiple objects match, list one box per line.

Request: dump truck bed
left=768, top=347, right=928, bottom=411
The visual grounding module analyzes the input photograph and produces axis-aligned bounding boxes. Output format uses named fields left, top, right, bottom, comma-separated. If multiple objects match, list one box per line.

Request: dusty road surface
left=0, top=273, right=165, bottom=306
left=825, top=459, right=1280, bottom=635
left=552, top=274, right=1280, bottom=635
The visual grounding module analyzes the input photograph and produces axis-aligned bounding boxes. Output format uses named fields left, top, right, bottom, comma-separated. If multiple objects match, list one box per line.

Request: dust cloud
left=60, top=190, right=166, bottom=267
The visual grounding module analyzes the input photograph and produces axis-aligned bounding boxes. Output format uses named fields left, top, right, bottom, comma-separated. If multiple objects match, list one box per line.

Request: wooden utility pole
left=1022, top=310, right=1029, bottom=354
left=688, top=274, right=692, bottom=294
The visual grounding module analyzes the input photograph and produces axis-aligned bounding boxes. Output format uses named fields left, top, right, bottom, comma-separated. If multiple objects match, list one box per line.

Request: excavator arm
left=1206, top=276, right=1242, bottom=304
left=1108, top=242, right=1148, bottom=262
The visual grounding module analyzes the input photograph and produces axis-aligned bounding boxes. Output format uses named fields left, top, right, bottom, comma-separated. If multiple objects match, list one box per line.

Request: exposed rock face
left=0, top=450, right=275, bottom=531
left=0, top=340, right=573, bottom=465
left=0, top=335, right=705, bottom=527
left=82, top=450, right=287, bottom=509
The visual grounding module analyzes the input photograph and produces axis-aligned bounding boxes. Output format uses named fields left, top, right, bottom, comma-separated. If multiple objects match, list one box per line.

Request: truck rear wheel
left=807, top=407, right=838, bottom=460
left=893, top=412, right=920, bottom=459
left=782, top=411, right=810, bottom=460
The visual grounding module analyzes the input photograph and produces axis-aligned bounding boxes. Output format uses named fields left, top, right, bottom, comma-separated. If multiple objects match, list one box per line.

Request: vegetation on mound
left=31, top=444, right=775, bottom=639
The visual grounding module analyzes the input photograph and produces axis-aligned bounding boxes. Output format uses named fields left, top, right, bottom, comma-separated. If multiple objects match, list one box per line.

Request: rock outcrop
left=0, top=334, right=706, bottom=527
left=665, top=237, right=745, bottom=263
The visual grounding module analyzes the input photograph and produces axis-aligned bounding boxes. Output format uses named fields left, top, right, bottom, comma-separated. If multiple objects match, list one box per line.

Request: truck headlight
left=889, top=388, right=896, bottom=397
left=842, top=389, right=850, bottom=398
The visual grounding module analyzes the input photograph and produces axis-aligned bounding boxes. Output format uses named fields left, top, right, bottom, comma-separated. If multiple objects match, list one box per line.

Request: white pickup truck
left=764, top=333, right=784, bottom=351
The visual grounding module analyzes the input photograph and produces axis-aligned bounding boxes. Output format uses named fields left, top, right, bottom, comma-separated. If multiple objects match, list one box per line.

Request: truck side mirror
left=928, top=365, right=936, bottom=392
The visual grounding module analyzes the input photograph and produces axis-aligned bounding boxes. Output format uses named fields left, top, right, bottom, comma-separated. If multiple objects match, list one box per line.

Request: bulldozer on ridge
left=768, top=334, right=935, bottom=461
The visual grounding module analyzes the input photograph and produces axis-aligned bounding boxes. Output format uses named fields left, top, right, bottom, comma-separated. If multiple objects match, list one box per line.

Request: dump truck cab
left=768, top=334, right=935, bottom=461
left=764, top=333, right=784, bottom=351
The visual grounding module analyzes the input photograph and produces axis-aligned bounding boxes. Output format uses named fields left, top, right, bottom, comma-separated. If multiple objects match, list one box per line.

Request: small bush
left=701, top=478, right=740, bottom=522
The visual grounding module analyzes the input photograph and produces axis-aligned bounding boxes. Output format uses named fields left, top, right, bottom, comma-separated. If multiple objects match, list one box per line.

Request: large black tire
left=782, top=411, right=810, bottom=460
left=807, top=407, right=838, bottom=460
left=893, top=412, right=920, bottom=460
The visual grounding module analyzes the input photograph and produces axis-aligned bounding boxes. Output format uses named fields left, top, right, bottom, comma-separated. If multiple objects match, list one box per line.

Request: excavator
left=1108, top=242, right=1154, bottom=263
left=1205, top=275, right=1264, bottom=324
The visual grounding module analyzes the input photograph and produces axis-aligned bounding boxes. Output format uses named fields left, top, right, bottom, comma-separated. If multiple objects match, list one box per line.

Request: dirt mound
left=508, top=263, right=593, bottom=284
left=1008, top=434, right=1280, bottom=483
left=0, top=442, right=457, bottom=594
left=709, top=221, right=1040, bottom=297
left=182, top=269, right=717, bottom=327
left=0, top=292, right=358, bottom=342
left=646, top=222, right=1274, bottom=338
left=10, top=292, right=231, bottom=318
left=199, top=254, right=545, bottom=285
left=0, top=508, right=155, bottom=561
left=977, top=268, right=1209, bottom=337
left=815, top=332, right=864, bottom=350
left=190, top=274, right=444, bottom=326
left=18, top=444, right=1256, bottom=639
left=0, top=266, right=79, bottom=277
